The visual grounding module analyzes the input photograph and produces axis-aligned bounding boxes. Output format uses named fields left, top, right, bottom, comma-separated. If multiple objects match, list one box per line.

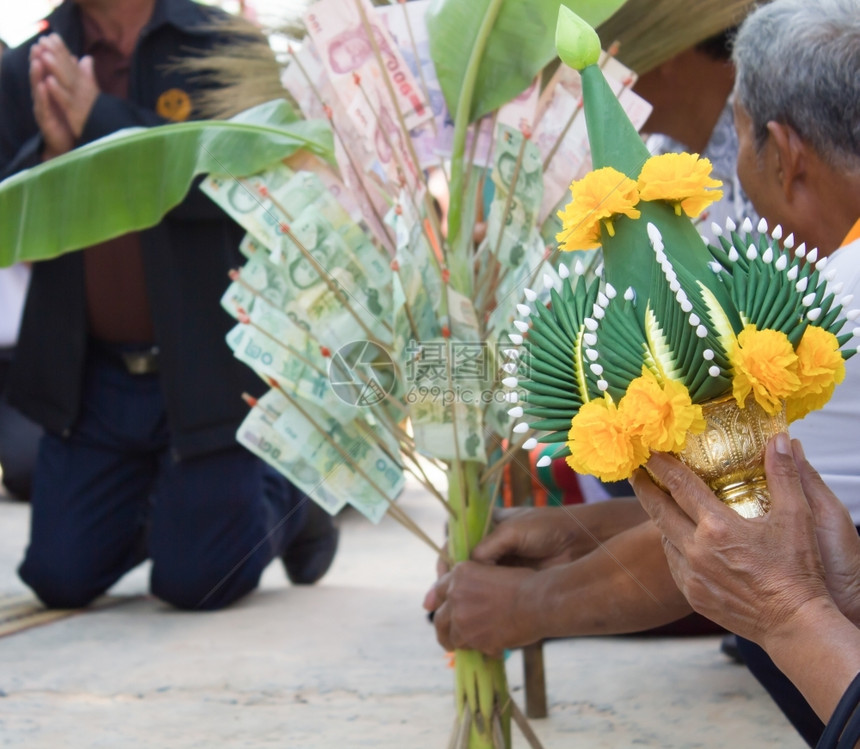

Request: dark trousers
left=18, top=347, right=307, bottom=610
left=0, top=350, right=42, bottom=501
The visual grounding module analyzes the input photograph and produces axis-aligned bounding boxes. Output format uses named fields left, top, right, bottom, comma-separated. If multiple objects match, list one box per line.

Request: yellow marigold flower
left=729, top=325, right=800, bottom=415
left=785, top=326, right=846, bottom=423
left=620, top=370, right=706, bottom=453
left=556, top=167, right=641, bottom=251
left=566, top=396, right=649, bottom=482
left=637, top=152, right=724, bottom=218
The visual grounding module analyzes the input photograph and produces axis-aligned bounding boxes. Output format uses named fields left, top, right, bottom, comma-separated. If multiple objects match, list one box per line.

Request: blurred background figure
left=0, top=0, right=337, bottom=611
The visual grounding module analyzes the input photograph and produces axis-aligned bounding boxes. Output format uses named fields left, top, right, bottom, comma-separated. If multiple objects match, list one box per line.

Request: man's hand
left=630, top=433, right=832, bottom=649
left=423, top=562, right=540, bottom=657
left=471, top=507, right=586, bottom=569
left=30, top=44, right=75, bottom=159
left=470, top=499, right=647, bottom=570
left=31, top=34, right=99, bottom=142
left=792, top=441, right=860, bottom=626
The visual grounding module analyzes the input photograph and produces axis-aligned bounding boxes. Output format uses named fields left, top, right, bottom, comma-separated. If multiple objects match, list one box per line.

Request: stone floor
left=0, top=477, right=805, bottom=748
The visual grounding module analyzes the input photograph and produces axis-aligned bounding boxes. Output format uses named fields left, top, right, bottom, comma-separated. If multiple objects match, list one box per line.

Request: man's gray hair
left=733, top=0, right=860, bottom=168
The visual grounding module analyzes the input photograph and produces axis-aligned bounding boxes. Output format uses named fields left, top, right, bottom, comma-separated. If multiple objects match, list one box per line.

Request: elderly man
left=425, top=0, right=860, bottom=743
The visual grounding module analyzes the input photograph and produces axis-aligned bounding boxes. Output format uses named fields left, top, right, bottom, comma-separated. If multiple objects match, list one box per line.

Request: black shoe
left=282, top=503, right=339, bottom=585
left=720, top=634, right=744, bottom=664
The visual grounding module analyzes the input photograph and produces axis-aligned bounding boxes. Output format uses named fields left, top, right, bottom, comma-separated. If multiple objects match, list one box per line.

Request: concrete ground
left=0, top=476, right=805, bottom=748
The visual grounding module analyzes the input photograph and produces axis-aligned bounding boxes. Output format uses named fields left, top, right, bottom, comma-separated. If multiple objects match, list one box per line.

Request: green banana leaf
left=426, top=0, right=628, bottom=124
left=0, top=99, right=333, bottom=267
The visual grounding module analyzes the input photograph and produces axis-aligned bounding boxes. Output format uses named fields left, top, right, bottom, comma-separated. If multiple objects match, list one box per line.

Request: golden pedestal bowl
left=675, top=394, right=787, bottom=518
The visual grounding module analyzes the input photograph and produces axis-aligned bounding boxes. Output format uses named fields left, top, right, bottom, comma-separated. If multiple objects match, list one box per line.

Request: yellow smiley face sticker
left=156, top=88, right=192, bottom=122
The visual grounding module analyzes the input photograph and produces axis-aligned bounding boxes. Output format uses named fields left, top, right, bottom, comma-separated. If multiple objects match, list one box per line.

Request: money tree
left=0, top=1, right=639, bottom=747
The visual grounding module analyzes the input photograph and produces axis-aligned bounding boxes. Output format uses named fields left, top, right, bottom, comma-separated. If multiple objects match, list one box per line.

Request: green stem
left=446, top=0, right=506, bottom=259
left=448, top=460, right=512, bottom=748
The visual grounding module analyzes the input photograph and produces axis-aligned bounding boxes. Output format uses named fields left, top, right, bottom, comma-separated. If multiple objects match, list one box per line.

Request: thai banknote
left=385, top=198, right=442, bottom=352
left=205, top=168, right=394, bottom=347
left=410, top=393, right=488, bottom=464
left=281, top=38, right=396, bottom=247
left=304, top=0, right=431, bottom=189
left=374, top=0, right=445, bottom=169
left=236, top=389, right=348, bottom=516
left=403, top=336, right=489, bottom=463
left=485, top=124, right=544, bottom=270
left=270, top=395, right=404, bottom=524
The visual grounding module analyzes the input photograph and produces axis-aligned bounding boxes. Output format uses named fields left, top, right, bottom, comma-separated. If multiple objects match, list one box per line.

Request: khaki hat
left=596, top=0, right=758, bottom=74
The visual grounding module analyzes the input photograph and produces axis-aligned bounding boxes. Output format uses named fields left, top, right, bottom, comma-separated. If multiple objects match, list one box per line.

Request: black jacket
left=0, top=0, right=262, bottom=458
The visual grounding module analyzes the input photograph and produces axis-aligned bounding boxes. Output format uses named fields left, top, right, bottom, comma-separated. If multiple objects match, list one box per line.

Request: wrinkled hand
left=470, top=506, right=591, bottom=569
left=423, top=561, right=540, bottom=657
left=630, top=433, right=832, bottom=648
left=792, top=441, right=860, bottom=626
left=31, top=34, right=99, bottom=142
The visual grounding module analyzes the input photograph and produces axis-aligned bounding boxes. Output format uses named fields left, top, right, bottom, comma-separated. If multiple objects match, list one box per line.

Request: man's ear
left=766, top=121, right=807, bottom=201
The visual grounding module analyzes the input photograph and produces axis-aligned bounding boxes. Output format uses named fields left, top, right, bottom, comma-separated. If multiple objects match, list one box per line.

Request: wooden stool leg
left=522, top=642, right=548, bottom=718
left=506, top=455, right=549, bottom=718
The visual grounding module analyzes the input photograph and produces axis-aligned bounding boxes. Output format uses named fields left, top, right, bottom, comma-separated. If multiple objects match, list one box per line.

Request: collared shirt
left=80, top=10, right=155, bottom=344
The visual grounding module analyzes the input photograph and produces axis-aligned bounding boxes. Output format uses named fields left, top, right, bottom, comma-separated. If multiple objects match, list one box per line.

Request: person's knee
left=150, top=560, right=263, bottom=611
left=18, top=554, right=103, bottom=609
